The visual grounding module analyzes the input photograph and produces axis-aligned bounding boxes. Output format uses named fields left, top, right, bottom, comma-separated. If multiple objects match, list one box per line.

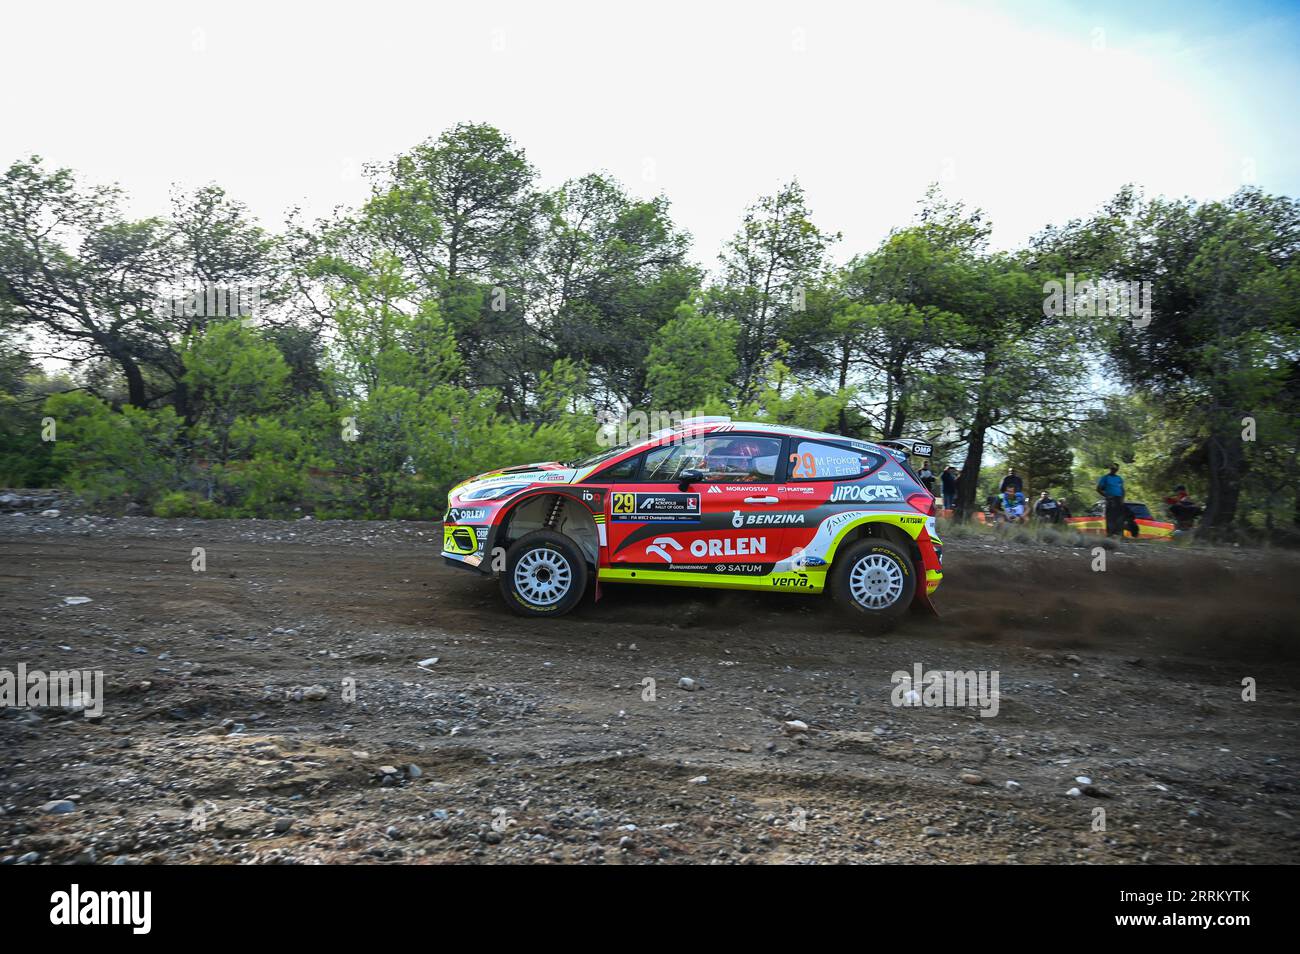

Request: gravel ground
left=1, top=510, right=1297, bottom=864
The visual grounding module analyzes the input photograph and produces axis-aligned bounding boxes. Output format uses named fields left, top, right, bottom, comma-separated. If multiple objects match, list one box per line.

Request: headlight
left=462, top=482, right=529, bottom=501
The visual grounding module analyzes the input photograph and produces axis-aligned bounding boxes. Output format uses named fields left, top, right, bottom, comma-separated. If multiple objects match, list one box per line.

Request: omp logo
left=50, top=884, right=152, bottom=934
left=646, top=537, right=684, bottom=562
left=831, top=484, right=901, bottom=502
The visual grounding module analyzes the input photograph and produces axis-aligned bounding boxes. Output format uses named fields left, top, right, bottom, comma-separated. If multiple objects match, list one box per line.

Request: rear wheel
left=500, top=530, right=589, bottom=617
left=831, top=538, right=916, bottom=623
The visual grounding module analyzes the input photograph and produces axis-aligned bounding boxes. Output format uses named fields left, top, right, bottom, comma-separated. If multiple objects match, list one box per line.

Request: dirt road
left=2, top=514, right=1298, bottom=864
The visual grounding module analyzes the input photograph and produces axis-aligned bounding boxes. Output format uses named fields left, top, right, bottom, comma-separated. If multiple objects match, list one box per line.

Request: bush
left=44, top=392, right=186, bottom=507
left=153, top=491, right=220, bottom=519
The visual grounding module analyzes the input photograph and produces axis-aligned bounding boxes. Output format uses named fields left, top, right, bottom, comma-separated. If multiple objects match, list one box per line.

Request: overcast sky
left=4, top=0, right=1298, bottom=265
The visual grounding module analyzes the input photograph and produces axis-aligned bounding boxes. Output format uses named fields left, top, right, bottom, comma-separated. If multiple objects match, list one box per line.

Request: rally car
left=441, top=418, right=943, bottom=621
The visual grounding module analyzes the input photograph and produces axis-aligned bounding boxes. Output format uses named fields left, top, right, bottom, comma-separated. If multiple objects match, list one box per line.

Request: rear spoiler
left=877, top=439, right=933, bottom=460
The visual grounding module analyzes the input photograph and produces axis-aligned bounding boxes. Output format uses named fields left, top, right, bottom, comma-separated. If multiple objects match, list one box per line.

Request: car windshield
left=569, top=441, right=641, bottom=469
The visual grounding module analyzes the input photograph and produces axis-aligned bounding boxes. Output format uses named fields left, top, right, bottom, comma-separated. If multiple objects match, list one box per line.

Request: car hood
left=449, top=461, right=578, bottom=500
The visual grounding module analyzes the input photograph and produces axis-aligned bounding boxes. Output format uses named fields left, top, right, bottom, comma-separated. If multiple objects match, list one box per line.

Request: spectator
left=1001, top=489, right=1027, bottom=523
left=1096, top=462, right=1126, bottom=538
left=1165, top=484, right=1203, bottom=529
left=1000, top=468, right=1023, bottom=495
left=940, top=466, right=959, bottom=511
left=1034, top=491, right=1062, bottom=524
left=918, top=461, right=935, bottom=494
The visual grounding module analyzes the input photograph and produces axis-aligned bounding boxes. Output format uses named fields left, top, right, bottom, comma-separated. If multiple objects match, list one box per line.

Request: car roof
left=572, top=419, right=907, bottom=481
left=646, top=420, right=888, bottom=451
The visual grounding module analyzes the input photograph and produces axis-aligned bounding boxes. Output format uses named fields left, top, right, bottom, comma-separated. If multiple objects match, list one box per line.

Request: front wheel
left=499, top=530, right=589, bottom=617
left=830, top=538, right=916, bottom=623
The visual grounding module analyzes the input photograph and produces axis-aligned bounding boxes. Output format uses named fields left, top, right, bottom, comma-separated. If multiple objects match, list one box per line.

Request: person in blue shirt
left=1096, top=463, right=1126, bottom=537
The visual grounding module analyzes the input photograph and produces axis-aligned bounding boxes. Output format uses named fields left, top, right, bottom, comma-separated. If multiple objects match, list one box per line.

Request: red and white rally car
left=442, top=418, right=943, bottom=621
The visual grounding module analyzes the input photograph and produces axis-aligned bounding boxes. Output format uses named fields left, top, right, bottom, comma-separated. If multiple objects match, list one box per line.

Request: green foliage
left=154, top=491, right=220, bottom=519
left=0, top=346, right=69, bottom=485
left=44, top=391, right=185, bottom=507
left=646, top=299, right=739, bottom=409
left=712, top=180, right=838, bottom=402
left=742, top=352, right=853, bottom=433
left=1006, top=426, right=1074, bottom=495
left=1, top=128, right=1296, bottom=533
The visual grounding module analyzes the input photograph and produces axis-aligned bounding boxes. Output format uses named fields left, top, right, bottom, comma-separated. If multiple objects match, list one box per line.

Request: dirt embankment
left=1, top=514, right=1297, bottom=864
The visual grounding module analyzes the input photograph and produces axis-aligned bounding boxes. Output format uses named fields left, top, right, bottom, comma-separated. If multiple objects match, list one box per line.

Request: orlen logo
left=691, top=537, right=766, bottom=557
left=646, top=536, right=768, bottom=561
left=831, top=484, right=901, bottom=503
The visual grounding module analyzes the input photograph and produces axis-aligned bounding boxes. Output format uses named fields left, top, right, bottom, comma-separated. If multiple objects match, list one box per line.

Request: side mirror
left=678, top=468, right=704, bottom=491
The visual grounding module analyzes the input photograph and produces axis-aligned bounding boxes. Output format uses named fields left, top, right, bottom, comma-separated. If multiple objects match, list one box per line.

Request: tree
left=645, top=299, right=738, bottom=410
left=1104, top=189, right=1300, bottom=530
left=535, top=173, right=698, bottom=408
left=744, top=350, right=852, bottom=433
left=0, top=158, right=171, bottom=407
left=1007, top=426, right=1074, bottom=495
left=384, top=122, right=537, bottom=290
left=305, top=124, right=542, bottom=411
left=935, top=253, right=1088, bottom=519
left=183, top=322, right=290, bottom=464
left=788, top=188, right=991, bottom=440
left=712, top=180, right=837, bottom=402
left=0, top=159, right=282, bottom=414
left=43, top=391, right=186, bottom=506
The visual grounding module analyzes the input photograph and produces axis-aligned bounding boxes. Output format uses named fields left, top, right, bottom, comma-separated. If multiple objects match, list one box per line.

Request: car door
left=777, top=438, right=896, bottom=569
left=605, top=432, right=787, bottom=577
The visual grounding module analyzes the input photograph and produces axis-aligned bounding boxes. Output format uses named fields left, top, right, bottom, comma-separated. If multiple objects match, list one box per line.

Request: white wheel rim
left=514, top=547, right=573, bottom=606
left=848, top=553, right=904, bottom=609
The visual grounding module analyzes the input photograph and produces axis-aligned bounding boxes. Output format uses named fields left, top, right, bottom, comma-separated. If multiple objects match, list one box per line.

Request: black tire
left=830, top=538, right=916, bottom=622
left=499, top=530, right=589, bottom=617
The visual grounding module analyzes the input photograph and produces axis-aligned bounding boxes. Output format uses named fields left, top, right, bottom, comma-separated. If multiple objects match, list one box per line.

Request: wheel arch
left=824, top=516, right=922, bottom=571
left=495, top=491, right=601, bottom=571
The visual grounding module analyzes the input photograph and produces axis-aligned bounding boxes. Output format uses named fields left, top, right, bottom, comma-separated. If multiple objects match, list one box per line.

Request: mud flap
left=910, top=588, right=939, bottom=617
